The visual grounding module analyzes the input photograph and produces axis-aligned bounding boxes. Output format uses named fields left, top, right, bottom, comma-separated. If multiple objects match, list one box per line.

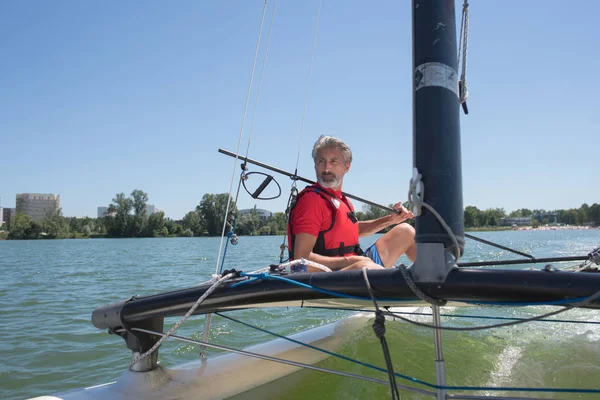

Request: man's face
left=314, top=146, right=350, bottom=190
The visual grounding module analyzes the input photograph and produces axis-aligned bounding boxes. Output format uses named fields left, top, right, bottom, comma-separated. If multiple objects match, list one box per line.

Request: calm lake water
left=1, top=230, right=599, bottom=400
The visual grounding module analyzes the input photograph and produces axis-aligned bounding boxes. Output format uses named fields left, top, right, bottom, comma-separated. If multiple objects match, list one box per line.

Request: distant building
left=97, top=206, right=109, bottom=218
left=0, top=207, right=3, bottom=227
left=16, top=193, right=60, bottom=222
left=146, top=204, right=156, bottom=216
left=499, top=217, right=531, bottom=226
left=239, top=208, right=273, bottom=222
left=2, top=208, right=15, bottom=226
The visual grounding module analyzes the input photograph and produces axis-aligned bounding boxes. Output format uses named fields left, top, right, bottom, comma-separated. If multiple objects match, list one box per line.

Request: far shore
left=1, top=225, right=598, bottom=240
left=465, top=225, right=598, bottom=233
left=516, top=225, right=598, bottom=231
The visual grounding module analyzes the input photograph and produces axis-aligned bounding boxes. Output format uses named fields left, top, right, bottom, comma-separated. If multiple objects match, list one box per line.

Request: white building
left=239, top=208, right=273, bottom=221
left=499, top=217, right=532, bottom=226
left=16, top=193, right=60, bottom=222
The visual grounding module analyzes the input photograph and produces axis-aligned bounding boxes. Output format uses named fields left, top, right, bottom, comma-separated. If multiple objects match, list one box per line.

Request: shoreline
left=516, top=225, right=598, bottom=231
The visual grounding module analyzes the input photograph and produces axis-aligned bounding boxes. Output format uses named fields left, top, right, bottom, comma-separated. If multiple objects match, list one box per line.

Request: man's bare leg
left=374, top=223, right=416, bottom=267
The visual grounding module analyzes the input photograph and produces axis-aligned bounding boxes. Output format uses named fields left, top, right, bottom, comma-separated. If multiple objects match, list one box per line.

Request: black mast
left=411, top=2, right=463, bottom=397
left=412, top=0, right=464, bottom=282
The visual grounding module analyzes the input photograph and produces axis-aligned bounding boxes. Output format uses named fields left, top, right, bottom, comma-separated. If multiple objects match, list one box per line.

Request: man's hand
left=389, top=202, right=414, bottom=224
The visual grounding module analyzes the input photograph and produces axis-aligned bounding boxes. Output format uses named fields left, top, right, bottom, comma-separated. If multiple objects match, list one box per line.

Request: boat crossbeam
left=92, top=298, right=165, bottom=372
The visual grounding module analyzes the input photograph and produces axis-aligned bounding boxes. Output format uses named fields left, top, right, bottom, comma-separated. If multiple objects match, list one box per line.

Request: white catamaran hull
left=30, top=311, right=378, bottom=400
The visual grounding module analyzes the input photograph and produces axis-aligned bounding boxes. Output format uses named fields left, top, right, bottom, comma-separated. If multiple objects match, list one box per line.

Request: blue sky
left=1, top=1, right=598, bottom=220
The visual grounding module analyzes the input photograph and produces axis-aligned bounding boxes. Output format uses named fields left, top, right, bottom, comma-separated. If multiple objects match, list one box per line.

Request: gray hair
left=311, top=135, right=353, bottom=164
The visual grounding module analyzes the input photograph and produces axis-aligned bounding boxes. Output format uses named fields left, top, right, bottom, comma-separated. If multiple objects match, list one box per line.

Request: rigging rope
left=362, top=268, right=401, bottom=400
left=220, top=0, right=281, bottom=249
left=130, top=272, right=237, bottom=366
left=214, top=0, right=269, bottom=276
left=304, top=305, right=600, bottom=326
left=243, top=0, right=278, bottom=161
left=214, top=312, right=437, bottom=397
left=457, top=0, right=469, bottom=107
left=204, top=1, right=273, bottom=352
left=408, top=167, right=462, bottom=261
left=384, top=294, right=600, bottom=332
left=398, top=264, right=446, bottom=306
left=122, top=267, right=600, bottom=397
left=293, top=0, right=322, bottom=173
left=125, top=327, right=419, bottom=390
left=279, top=0, right=322, bottom=264
left=279, top=184, right=298, bottom=263
left=124, top=318, right=600, bottom=397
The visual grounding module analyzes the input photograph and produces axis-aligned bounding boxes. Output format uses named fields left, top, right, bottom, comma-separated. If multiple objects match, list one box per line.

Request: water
left=1, top=230, right=599, bottom=400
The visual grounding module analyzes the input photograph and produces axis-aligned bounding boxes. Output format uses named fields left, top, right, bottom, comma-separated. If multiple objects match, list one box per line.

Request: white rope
left=214, top=0, right=269, bottom=275
left=226, top=0, right=279, bottom=251
left=457, top=0, right=469, bottom=104
left=244, top=0, right=278, bottom=160
left=408, top=168, right=461, bottom=261
left=130, top=272, right=235, bottom=366
left=279, top=258, right=332, bottom=273
left=293, top=0, right=322, bottom=172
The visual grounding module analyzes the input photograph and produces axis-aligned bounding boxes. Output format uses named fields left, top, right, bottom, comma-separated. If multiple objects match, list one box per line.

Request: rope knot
left=221, top=269, right=241, bottom=279
left=408, top=168, right=424, bottom=217
left=372, top=310, right=386, bottom=339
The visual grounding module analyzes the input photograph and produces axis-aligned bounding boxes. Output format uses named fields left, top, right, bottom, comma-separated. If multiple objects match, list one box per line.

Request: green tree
left=182, top=211, right=203, bottom=236
left=41, top=208, right=70, bottom=239
left=164, top=218, right=178, bottom=236
left=579, top=203, right=590, bottom=224
left=237, top=212, right=260, bottom=236
left=266, top=220, right=280, bottom=235
left=131, top=190, right=149, bottom=236
left=271, top=212, right=288, bottom=234
left=106, top=193, right=133, bottom=237
left=173, top=224, right=183, bottom=236
left=8, top=213, right=43, bottom=239
left=464, top=206, right=481, bottom=227
left=589, top=203, right=600, bottom=226
left=482, top=208, right=506, bottom=226
left=145, top=211, right=166, bottom=237
left=362, top=203, right=387, bottom=221
left=197, top=193, right=235, bottom=236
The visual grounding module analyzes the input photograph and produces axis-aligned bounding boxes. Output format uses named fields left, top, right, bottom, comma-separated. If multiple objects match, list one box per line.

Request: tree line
left=1, top=190, right=288, bottom=240
left=1, top=189, right=598, bottom=240
left=464, top=203, right=600, bottom=228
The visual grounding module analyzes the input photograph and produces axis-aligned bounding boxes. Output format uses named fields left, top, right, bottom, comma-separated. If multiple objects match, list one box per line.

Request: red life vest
left=288, top=185, right=363, bottom=260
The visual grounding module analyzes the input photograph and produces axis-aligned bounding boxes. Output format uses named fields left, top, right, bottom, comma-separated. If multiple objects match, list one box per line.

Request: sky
left=1, top=0, right=598, bottom=220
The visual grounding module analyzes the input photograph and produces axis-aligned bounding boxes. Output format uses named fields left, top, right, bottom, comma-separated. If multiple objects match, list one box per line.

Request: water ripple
left=1, top=232, right=599, bottom=400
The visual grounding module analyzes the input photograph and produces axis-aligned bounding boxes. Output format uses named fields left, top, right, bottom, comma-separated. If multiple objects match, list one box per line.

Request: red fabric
left=288, top=184, right=359, bottom=257
left=290, top=189, right=337, bottom=236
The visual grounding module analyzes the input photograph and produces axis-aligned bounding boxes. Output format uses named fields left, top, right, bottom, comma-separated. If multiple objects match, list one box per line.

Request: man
left=288, top=135, right=416, bottom=272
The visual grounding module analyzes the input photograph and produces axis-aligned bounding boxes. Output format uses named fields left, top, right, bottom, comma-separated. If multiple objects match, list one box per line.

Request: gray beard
left=318, top=176, right=340, bottom=189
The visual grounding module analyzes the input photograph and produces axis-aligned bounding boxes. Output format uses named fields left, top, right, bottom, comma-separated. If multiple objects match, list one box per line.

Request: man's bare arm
left=358, top=203, right=414, bottom=237
left=357, top=215, right=395, bottom=237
